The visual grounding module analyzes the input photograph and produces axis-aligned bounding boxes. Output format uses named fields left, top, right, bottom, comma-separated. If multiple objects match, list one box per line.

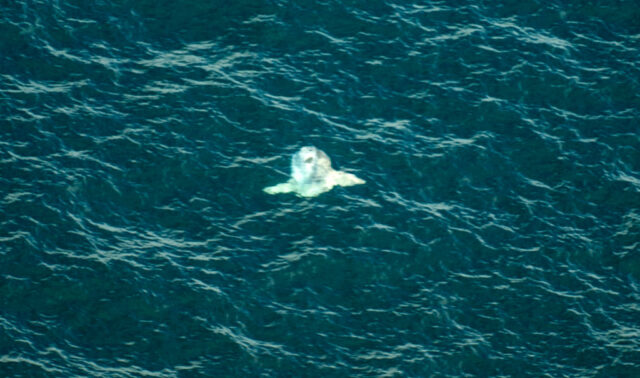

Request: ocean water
left=1, top=0, right=639, bottom=376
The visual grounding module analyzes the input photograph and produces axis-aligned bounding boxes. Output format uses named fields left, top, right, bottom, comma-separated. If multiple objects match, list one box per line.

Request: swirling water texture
left=1, top=0, right=639, bottom=376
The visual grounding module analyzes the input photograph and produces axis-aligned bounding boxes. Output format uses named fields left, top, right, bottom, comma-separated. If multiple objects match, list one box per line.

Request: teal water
left=2, top=0, right=640, bottom=376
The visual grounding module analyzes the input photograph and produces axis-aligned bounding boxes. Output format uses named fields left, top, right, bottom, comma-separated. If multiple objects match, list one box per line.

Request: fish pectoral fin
left=332, top=171, right=365, bottom=187
left=263, top=181, right=296, bottom=194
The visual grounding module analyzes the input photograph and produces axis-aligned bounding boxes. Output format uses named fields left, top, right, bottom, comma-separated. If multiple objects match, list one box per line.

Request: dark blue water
left=2, top=0, right=640, bottom=376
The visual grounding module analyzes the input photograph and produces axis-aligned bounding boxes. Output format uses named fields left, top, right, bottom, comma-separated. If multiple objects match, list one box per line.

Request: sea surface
left=1, top=0, right=639, bottom=376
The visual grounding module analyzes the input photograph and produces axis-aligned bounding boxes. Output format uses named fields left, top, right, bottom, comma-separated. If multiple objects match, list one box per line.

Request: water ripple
left=2, top=0, right=639, bottom=376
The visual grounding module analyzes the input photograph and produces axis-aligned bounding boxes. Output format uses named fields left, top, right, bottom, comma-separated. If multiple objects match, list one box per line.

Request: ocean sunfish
left=264, top=146, right=365, bottom=197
